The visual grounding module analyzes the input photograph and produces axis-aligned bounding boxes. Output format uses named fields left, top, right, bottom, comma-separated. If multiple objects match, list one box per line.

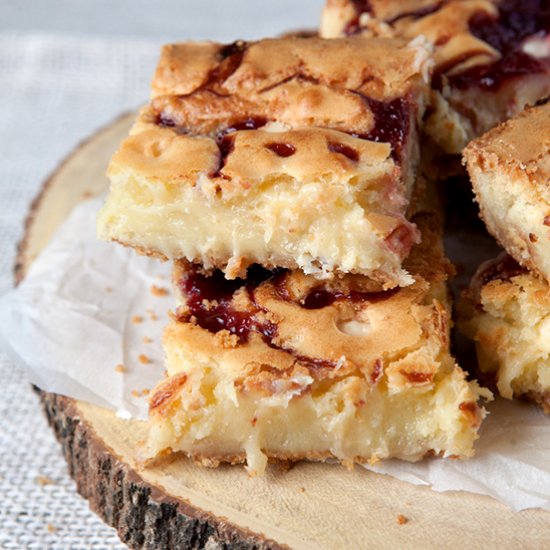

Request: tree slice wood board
left=17, top=113, right=550, bottom=550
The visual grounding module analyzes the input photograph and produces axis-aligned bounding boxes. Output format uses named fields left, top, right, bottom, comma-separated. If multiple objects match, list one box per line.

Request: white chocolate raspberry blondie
left=146, top=201, right=489, bottom=474
left=98, top=36, right=432, bottom=285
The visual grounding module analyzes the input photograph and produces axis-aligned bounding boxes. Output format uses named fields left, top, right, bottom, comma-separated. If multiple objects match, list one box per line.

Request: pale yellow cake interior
left=460, top=262, right=550, bottom=410
left=463, top=100, right=550, bottom=281
left=148, top=347, right=485, bottom=475
left=99, top=123, right=417, bottom=284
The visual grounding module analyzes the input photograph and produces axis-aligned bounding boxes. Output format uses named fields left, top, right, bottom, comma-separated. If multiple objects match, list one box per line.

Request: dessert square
left=145, top=201, right=489, bottom=474
left=459, top=254, right=550, bottom=413
left=463, top=98, right=550, bottom=282
left=321, top=0, right=550, bottom=154
left=97, top=36, right=432, bottom=285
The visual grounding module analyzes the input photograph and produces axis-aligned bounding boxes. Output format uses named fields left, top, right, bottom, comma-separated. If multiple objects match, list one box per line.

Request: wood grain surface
left=18, top=114, right=550, bottom=550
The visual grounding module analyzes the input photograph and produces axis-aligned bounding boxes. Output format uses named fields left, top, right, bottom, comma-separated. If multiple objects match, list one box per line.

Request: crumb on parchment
left=131, top=388, right=150, bottom=398
left=151, top=285, right=169, bottom=297
left=115, top=364, right=127, bottom=373
left=132, top=315, right=144, bottom=324
left=139, top=354, right=151, bottom=364
left=397, top=514, right=408, bottom=525
left=147, top=309, right=159, bottom=321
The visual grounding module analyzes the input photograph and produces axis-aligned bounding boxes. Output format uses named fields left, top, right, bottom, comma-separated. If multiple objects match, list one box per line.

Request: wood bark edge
left=37, top=390, right=284, bottom=550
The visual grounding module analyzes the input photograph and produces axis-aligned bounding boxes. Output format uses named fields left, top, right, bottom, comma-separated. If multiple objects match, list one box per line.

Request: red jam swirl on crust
left=470, top=253, right=527, bottom=299
left=178, top=265, right=398, bottom=345
left=151, top=39, right=412, bottom=160
left=346, top=0, right=550, bottom=92
left=178, top=265, right=280, bottom=343
left=445, top=0, right=550, bottom=91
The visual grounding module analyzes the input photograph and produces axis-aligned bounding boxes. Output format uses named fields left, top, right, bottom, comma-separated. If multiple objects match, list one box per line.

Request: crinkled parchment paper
left=0, top=198, right=169, bottom=419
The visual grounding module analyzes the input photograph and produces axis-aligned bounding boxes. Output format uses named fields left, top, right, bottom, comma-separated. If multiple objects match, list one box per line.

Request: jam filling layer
left=448, top=0, right=550, bottom=91
left=156, top=99, right=410, bottom=165
left=177, top=265, right=399, bottom=371
left=346, top=0, right=549, bottom=91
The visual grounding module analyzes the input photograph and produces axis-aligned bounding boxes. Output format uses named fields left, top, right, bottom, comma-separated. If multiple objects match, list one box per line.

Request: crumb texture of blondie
left=463, top=99, right=550, bottom=282
left=460, top=254, right=550, bottom=413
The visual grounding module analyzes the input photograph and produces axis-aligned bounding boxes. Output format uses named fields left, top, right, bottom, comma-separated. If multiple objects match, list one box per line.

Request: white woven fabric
left=0, top=1, right=321, bottom=543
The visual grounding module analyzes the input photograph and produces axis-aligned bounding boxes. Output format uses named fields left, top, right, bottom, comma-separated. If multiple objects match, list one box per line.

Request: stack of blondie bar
left=97, top=0, right=549, bottom=473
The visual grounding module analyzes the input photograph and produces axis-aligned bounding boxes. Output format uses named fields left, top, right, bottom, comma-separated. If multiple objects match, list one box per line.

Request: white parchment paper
left=1, top=197, right=550, bottom=511
left=0, top=198, right=169, bottom=419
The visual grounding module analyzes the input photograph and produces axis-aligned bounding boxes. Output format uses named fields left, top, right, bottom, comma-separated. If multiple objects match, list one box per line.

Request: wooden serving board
left=17, top=114, right=550, bottom=549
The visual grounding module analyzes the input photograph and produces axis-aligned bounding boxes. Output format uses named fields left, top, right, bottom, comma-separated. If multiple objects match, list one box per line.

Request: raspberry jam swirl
left=448, top=0, right=550, bottom=91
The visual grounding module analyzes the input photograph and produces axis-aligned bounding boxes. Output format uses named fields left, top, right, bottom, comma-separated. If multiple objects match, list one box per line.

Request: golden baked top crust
left=152, top=36, right=429, bottom=98
left=111, top=109, right=395, bottom=201
left=150, top=36, right=432, bottom=135
left=108, top=35, right=432, bottom=203
left=321, top=0, right=550, bottom=91
left=166, top=206, right=453, bottom=389
left=464, top=252, right=550, bottom=313
left=463, top=98, right=550, bottom=193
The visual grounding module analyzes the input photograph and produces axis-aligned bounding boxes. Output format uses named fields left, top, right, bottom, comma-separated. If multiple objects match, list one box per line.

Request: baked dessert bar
left=463, top=98, right=550, bottom=282
left=321, top=0, right=550, bottom=154
left=459, top=254, right=550, bottom=412
left=145, top=201, right=489, bottom=474
left=98, top=36, right=432, bottom=285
